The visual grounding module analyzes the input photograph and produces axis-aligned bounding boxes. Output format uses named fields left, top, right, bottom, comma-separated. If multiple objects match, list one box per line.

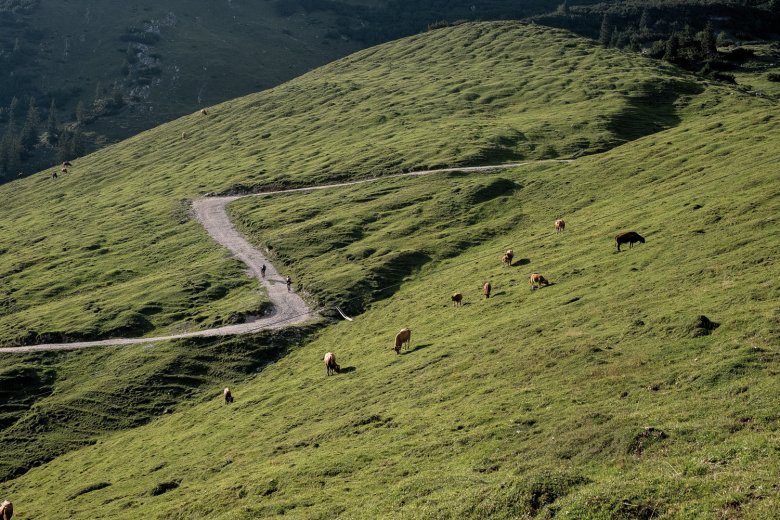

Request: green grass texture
left=0, top=22, right=691, bottom=346
left=1, top=21, right=779, bottom=518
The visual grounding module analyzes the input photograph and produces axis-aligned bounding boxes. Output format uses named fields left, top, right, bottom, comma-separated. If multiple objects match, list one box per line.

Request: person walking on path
left=286, top=276, right=292, bottom=292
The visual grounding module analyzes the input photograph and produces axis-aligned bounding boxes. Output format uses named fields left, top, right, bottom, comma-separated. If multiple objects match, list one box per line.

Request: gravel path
left=0, top=160, right=570, bottom=353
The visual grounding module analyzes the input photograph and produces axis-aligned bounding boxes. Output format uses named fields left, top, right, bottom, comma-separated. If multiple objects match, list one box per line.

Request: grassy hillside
left=2, top=83, right=778, bottom=517
left=1, top=21, right=778, bottom=518
left=0, top=22, right=689, bottom=346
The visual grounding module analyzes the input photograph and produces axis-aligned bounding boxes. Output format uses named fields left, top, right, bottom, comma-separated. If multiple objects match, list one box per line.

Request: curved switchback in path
left=0, top=160, right=570, bottom=353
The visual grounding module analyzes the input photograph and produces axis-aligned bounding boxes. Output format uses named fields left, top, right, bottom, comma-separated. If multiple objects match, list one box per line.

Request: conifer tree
left=75, top=100, right=86, bottom=125
left=639, top=8, right=650, bottom=33
left=664, top=32, right=680, bottom=63
left=599, top=15, right=612, bottom=47
left=20, top=97, right=39, bottom=153
left=46, top=99, right=58, bottom=145
left=698, top=22, right=717, bottom=59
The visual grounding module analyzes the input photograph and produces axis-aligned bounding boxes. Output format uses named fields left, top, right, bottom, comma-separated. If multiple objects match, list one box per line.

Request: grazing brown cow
left=62, top=161, right=72, bottom=167
left=555, top=219, right=565, bottom=233
left=483, top=281, right=492, bottom=299
left=615, top=231, right=645, bottom=252
left=60, top=167, right=68, bottom=175
left=324, top=352, right=340, bottom=375
left=223, top=387, right=234, bottom=404
left=200, top=108, right=208, bottom=115
left=394, top=328, right=411, bottom=354
left=451, top=293, right=463, bottom=306
left=529, top=273, right=550, bottom=289
left=502, top=249, right=514, bottom=267
left=0, top=500, right=13, bottom=520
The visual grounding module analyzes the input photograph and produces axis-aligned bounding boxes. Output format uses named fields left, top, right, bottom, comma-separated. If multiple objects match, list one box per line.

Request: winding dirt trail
left=0, top=160, right=569, bottom=354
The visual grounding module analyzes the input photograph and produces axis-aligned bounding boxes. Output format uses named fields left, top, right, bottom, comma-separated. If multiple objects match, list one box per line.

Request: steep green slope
left=0, top=22, right=691, bottom=346
left=3, top=83, right=778, bottom=518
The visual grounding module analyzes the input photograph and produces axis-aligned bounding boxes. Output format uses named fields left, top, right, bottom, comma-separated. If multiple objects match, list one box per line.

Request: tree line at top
left=0, top=82, right=125, bottom=182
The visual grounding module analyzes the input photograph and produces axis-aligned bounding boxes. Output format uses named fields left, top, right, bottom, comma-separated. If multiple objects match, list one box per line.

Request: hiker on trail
left=286, top=276, right=292, bottom=292
left=261, top=264, right=266, bottom=278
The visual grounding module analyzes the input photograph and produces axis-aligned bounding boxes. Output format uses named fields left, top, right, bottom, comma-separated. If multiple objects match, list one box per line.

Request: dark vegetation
left=1, top=0, right=779, bottom=183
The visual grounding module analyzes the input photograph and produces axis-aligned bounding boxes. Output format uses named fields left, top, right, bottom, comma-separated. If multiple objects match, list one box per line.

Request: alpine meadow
left=1, top=20, right=779, bottom=520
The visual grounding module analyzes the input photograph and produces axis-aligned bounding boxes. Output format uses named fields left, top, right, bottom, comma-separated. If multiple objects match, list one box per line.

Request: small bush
left=150, top=480, right=180, bottom=496
left=461, top=471, right=589, bottom=518
left=68, top=482, right=111, bottom=500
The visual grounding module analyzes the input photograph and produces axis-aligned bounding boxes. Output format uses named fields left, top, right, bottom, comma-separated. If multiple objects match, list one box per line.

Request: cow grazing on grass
left=0, top=500, right=13, bottom=520
left=324, top=352, right=340, bottom=375
left=615, top=231, right=645, bottom=252
left=502, top=249, right=514, bottom=266
left=200, top=109, right=208, bottom=115
left=483, top=281, right=492, bottom=299
left=394, top=328, right=411, bottom=354
left=60, top=167, right=68, bottom=175
left=223, top=387, right=234, bottom=404
left=451, top=293, right=463, bottom=306
left=62, top=161, right=72, bottom=167
left=529, top=273, right=550, bottom=289
left=555, top=219, right=565, bottom=233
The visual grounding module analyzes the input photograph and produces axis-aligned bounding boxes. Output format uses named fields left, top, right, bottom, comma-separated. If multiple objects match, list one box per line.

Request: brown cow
left=1, top=500, right=13, bottom=520
left=394, top=328, right=411, bottom=354
left=529, top=273, right=550, bottom=289
left=324, top=352, right=340, bottom=375
left=223, top=387, right=234, bottom=404
left=62, top=161, right=72, bottom=167
left=200, top=108, right=208, bottom=115
left=451, top=293, right=463, bottom=306
left=615, top=231, right=645, bottom=252
left=483, top=281, right=492, bottom=299
left=502, top=249, right=514, bottom=267
left=60, top=167, right=68, bottom=174
left=555, top=219, right=566, bottom=233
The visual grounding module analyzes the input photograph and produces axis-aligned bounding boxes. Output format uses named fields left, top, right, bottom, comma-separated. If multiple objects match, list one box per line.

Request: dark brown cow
left=0, top=500, right=12, bottom=520
left=62, top=161, right=72, bottom=167
left=394, top=328, right=411, bottom=354
left=555, top=219, right=565, bottom=233
left=223, top=387, right=234, bottom=404
left=615, top=231, right=645, bottom=252
left=483, top=281, right=492, bottom=299
left=324, top=352, right=340, bottom=375
left=529, top=273, right=550, bottom=289
left=451, top=293, right=463, bottom=306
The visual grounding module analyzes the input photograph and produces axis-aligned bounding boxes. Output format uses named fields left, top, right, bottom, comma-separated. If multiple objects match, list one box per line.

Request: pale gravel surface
left=0, top=160, right=570, bottom=353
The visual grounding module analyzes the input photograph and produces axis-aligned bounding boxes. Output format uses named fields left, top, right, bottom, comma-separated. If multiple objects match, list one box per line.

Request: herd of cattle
left=49, top=161, right=72, bottom=180
left=217, top=219, right=648, bottom=396
left=0, top=221, right=647, bottom=520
